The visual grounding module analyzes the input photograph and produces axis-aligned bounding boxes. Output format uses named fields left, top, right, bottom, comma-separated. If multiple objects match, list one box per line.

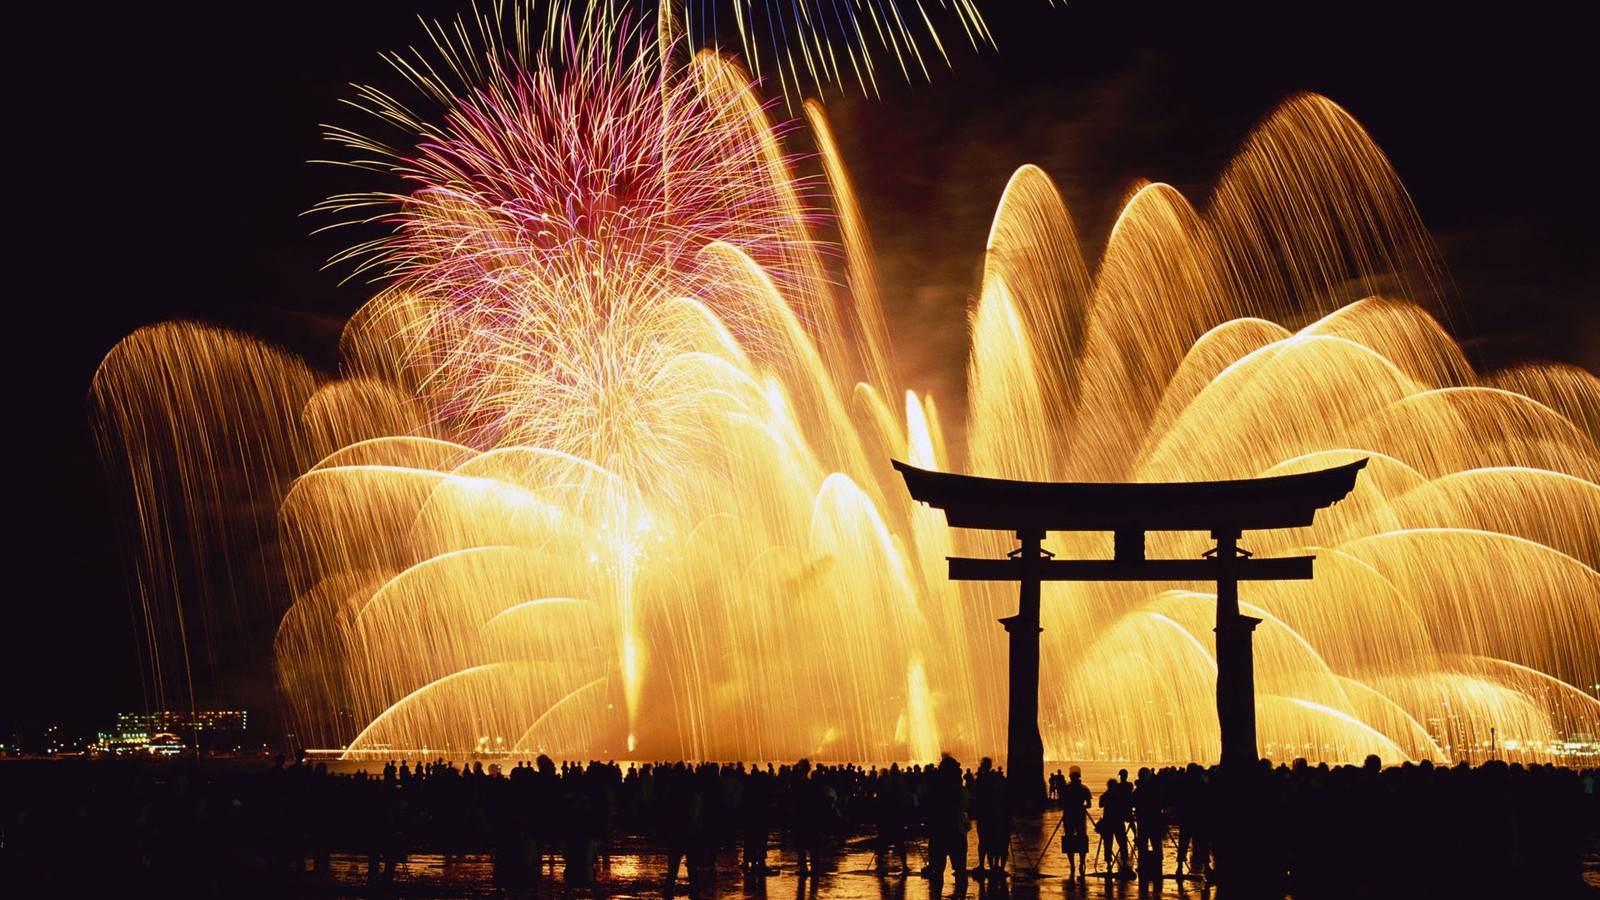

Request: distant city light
left=86, top=710, right=251, bottom=756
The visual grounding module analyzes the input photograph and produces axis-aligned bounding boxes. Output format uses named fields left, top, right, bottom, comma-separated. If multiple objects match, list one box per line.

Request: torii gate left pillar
left=999, top=529, right=1047, bottom=811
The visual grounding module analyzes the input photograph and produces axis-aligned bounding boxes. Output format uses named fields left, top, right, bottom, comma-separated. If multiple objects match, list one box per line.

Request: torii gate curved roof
left=891, top=458, right=1367, bottom=532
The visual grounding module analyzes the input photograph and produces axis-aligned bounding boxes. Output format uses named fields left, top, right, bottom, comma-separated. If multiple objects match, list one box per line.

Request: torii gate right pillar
left=1210, top=527, right=1272, bottom=894
left=1211, top=529, right=1262, bottom=771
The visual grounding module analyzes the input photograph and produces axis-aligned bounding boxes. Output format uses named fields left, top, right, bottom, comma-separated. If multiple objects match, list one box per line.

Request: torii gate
left=893, top=458, right=1366, bottom=810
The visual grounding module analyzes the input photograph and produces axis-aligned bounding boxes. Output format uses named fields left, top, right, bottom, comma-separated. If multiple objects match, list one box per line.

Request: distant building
left=93, top=710, right=250, bottom=756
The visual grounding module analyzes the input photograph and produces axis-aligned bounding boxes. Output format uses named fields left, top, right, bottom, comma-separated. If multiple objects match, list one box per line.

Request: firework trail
left=659, top=0, right=998, bottom=100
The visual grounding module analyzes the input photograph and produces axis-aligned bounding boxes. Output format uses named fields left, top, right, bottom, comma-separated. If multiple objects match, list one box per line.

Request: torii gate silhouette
left=893, top=458, right=1366, bottom=811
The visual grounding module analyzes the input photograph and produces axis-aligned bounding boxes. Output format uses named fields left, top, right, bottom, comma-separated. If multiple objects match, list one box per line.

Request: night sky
left=8, top=0, right=1595, bottom=739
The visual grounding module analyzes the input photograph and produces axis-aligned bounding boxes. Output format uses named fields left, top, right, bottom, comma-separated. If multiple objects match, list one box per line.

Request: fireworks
left=664, top=0, right=996, bottom=100
left=93, top=7, right=1599, bottom=765
left=318, top=8, right=829, bottom=484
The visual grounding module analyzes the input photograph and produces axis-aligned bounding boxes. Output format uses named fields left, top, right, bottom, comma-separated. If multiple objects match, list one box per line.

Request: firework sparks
left=93, top=6, right=1599, bottom=765
left=664, top=0, right=997, bottom=101
left=318, top=6, right=830, bottom=493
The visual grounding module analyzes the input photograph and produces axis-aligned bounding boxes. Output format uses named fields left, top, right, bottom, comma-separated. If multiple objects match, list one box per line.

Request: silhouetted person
left=741, top=764, right=775, bottom=874
left=527, top=754, right=560, bottom=878
left=790, top=759, right=835, bottom=877
left=970, top=758, right=1009, bottom=875
left=1097, top=775, right=1131, bottom=877
left=558, top=766, right=597, bottom=886
left=490, top=771, right=537, bottom=892
left=696, top=762, right=730, bottom=882
left=923, top=755, right=969, bottom=891
left=1172, top=763, right=1209, bottom=880
left=873, top=763, right=914, bottom=874
left=1131, top=767, right=1166, bottom=880
left=658, top=763, right=707, bottom=894
left=1059, top=766, right=1091, bottom=880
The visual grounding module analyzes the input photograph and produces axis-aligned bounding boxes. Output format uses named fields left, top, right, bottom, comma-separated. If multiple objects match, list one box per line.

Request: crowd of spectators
left=1, top=752, right=1594, bottom=897
left=1052, top=756, right=1596, bottom=897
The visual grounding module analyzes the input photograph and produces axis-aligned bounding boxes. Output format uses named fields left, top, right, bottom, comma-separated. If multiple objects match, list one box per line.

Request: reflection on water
left=285, top=760, right=1596, bottom=898
left=298, top=814, right=1221, bottom=899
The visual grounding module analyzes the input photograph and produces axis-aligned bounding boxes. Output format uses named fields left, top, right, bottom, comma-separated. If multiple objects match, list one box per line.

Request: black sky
left=7, top=0, right=1595, bottom=736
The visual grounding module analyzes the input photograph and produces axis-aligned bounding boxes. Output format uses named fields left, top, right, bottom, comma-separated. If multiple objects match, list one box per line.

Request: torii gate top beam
left=891, top=458, right=1367, bottom=533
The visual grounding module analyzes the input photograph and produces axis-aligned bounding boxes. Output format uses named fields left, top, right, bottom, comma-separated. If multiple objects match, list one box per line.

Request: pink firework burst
left=321, top=7, right=828, bottom=467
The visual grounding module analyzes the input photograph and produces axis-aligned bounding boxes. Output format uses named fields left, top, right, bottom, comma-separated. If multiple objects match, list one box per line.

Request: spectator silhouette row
left=1049, top=756, right=1596, bottom=898
left=2, top=752, right=1594, bottom=898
